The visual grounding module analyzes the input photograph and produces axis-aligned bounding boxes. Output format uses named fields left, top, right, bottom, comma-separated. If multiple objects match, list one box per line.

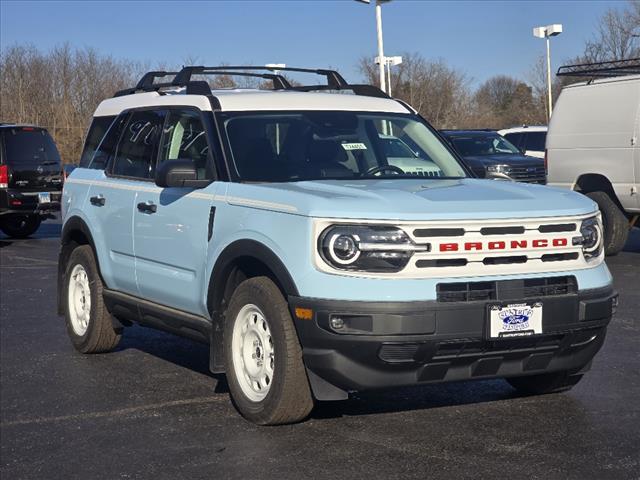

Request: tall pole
left=386, top=60, right=392, bottom=96
left=546, top=35, right=553, bottom=120
left=375, top=2, right=386, bottom=94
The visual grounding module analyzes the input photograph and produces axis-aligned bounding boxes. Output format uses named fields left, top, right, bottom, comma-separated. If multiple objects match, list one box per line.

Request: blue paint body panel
left=63, top=167, right=612, bottom=316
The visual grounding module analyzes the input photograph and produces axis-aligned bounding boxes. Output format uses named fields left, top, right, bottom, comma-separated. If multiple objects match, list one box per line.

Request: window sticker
left=341, top=142, right=367, bottom=151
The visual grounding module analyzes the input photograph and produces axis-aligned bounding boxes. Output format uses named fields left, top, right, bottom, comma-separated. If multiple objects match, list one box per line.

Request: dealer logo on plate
left=498, top=305, right=533, bottom=331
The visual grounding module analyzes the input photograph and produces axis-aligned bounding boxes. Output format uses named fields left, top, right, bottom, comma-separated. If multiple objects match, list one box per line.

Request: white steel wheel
left=231, top=304, right=275, bottom=402
left=67, top=264, right=92, bottom=336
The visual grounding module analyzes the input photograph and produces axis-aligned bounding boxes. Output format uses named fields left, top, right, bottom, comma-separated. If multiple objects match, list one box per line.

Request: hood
left=226, top=178, right=597, bottom=221
left=460, top=154, right=542, bottom=168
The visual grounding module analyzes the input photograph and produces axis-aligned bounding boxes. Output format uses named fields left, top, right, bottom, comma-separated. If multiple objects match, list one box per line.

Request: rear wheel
left=224, top=276, right=313, bottom=425
left=507, top=370, right=583, bottom=395
left=0, top=214, right=41, bottom=238
left=586, top=191, right=628, bottom=256
left=64, top=245, right=121, bottom=353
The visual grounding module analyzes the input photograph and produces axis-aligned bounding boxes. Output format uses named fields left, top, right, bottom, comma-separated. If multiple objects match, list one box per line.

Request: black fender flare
left=207, top=239, right=299, bottom=372
left=57, top=216, right=100, bottom=315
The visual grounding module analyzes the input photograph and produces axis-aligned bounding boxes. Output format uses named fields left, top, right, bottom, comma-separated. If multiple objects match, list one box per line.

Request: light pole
left=355, top=0, right=392, bottom=93
left=375, top=55, right=402, bottom=96
left=533, top=24, right=563, bottom=121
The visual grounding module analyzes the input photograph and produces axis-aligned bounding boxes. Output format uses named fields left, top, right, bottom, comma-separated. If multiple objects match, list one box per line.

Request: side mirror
left=155, top=159, right=209, bottom=188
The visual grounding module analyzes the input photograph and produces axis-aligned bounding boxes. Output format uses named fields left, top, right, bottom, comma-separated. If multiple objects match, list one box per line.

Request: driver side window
left=159, top=110, right=210, bottom=180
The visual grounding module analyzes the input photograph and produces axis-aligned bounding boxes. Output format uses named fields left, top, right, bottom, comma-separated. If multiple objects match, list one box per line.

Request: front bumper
left=290, top=283, right=616, bottom=400
left=0, top=189, right=61, bottom=216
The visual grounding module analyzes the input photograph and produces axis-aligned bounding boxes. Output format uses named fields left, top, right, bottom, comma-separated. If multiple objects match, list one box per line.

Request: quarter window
left=88, top=114, right=127, bottom=171
left=112, top=110, right=165, bottom=179
left=159, top=110, right=210, bottom=180
left=524, top=132, right=546, bottom=152
left=80, top=116, right=116, bottom=168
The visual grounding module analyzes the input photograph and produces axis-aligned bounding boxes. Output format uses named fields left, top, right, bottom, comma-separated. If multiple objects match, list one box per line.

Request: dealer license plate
left=38, top=192, right=51, bottom=204
left=489, top=302, right=543, bottom=338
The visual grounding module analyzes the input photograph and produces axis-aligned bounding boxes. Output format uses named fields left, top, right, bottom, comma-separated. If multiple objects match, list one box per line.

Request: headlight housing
left=573, top=215, right=603, bottom=260
left=486, top=164, right=510, bottom=173
left=318, top=225, right=429, bottom=273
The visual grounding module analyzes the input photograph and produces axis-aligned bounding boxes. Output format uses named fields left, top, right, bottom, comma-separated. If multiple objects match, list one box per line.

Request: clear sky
left=0, top=0, right=625, bottom=86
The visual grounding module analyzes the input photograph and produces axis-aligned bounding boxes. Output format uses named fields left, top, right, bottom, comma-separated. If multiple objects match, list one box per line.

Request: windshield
left=221, top=111, right=467, bottom=182
left=447, top=133, right=520, bottom=156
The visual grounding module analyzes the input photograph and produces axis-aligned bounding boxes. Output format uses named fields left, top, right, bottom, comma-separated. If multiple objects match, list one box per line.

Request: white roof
left=94, top=89, right=408, bottom=117
left=561, top=74, right=640, bottom=89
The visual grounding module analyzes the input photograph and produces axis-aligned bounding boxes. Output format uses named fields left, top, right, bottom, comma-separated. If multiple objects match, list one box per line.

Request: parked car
left=379, top=134, right=444, bottom=177
left=547, top=59, right=640, bottom=255
left=440, top=129, right=546, bottom=183
left=498, top=126, right=547, bottom=159
left=0, top=124, right=63, bottom=238
left=59, top=66, right=615, bottom=425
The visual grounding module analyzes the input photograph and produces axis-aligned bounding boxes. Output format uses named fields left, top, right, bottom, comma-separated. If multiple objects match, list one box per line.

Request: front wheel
left=224, top=277, right=313, bottom=425
left=0, top=214, right=41, bottom=238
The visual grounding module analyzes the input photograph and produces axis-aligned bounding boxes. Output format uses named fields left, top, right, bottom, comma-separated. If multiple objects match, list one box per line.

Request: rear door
left=2, top=127, right=63, bottom=193
left=133, top=108, right=219, bottom=315
left=85, top=109, right=165, bottom=295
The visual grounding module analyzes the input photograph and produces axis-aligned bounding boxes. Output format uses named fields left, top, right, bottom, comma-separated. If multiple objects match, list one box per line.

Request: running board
left=102, top=289, right=212, bottom=344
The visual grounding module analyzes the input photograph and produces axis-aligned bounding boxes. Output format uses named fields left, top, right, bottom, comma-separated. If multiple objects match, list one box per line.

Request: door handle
left=137, top=201, right=157, bottom=214
left=90, top=195, right=105, bottom=206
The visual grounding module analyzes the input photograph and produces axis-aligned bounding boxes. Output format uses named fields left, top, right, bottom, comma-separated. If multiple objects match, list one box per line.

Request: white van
left=547, top=67, right=639, bottom=255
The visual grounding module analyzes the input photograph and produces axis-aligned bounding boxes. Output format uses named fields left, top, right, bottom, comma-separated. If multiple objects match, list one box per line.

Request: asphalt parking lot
left=1, top=221, right=639, bottom=480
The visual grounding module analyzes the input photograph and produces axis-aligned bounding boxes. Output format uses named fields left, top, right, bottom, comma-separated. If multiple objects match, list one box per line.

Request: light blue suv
left=58, top=66, right=617, bottom=425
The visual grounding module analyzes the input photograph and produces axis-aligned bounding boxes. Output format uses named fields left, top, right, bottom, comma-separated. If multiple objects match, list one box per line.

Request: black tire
left=507, top=370, right=583, bottom=395
left=224, top=276, right=313, bottom=425
left=0, top=214, right=41, bottom=238
left=63, top=245, right=121, bottom=353
left=586, top=191, right=628, bottom=256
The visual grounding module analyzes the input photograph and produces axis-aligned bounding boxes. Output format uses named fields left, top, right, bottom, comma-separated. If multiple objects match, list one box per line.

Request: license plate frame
left=38, top=192, right=51, bottom=204
left=487, top=301, right=543, bottom=339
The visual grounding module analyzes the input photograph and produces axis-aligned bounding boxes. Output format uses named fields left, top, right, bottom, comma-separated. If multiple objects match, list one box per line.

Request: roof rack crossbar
left=172, top=65, right=349, bottom=90
left=116, top=65, right=389, bottom=100
left=135, top=71, right=181, bottom=90
left=556, top=58, right=640, bottom=77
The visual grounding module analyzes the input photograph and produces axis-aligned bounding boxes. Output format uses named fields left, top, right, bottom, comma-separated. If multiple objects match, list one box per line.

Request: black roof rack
left=113, top=65, right=390, bottom=99
left=556, top=58, right=640, bottom=78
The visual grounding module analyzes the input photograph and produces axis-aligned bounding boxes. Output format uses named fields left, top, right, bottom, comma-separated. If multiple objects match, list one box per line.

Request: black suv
left=0, top=124, right=63, bottom=238
left=440, top=129, right=546, bottom=184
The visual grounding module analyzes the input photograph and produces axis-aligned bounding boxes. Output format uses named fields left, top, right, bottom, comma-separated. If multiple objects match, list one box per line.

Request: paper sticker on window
left=341, top=143, right=367, bottom=151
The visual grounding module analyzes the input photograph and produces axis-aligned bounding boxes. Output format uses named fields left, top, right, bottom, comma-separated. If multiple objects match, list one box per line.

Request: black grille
left=437, top=281, right=496, bottom=302
left=503, top=165, right=546, bottom=184
left=437, top=276, right=577, bottom=302
left=379, top=343, right=420, bottom=363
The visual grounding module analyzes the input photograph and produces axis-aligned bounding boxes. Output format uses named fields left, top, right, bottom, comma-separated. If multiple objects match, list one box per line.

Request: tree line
left=1, top=1, right=638, bottom=164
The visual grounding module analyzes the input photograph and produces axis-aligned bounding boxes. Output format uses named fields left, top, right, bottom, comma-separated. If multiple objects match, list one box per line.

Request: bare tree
left=359, top=52, right=472, bottom=128
left=0, top=44, right=140, bottom=163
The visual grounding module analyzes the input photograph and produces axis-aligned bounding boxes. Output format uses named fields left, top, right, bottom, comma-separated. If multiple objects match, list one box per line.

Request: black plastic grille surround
left=436, top=276, right=578, bottom=303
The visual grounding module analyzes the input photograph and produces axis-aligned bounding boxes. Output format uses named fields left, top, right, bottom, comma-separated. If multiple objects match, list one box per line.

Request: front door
left=133, top=108, right=219, bottom=315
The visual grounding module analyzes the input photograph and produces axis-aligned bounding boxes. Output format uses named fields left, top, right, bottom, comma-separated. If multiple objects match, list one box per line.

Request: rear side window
left=112, top=110, right=165, bottom=179
left=503, top=132, right=523, bottom=149
left=3, top=128, right=61, bottom=166
left=524, top=131, right=546, bottom=152
left=80, top=116, right=116, bottom=167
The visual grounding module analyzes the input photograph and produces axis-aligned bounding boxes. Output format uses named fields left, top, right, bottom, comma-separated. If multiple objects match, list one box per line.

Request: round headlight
left=318, top=225, right=426, bottom=272
left=329, top=233, right=360, bottom=264
left=580, top=217, right=601, bottom=253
